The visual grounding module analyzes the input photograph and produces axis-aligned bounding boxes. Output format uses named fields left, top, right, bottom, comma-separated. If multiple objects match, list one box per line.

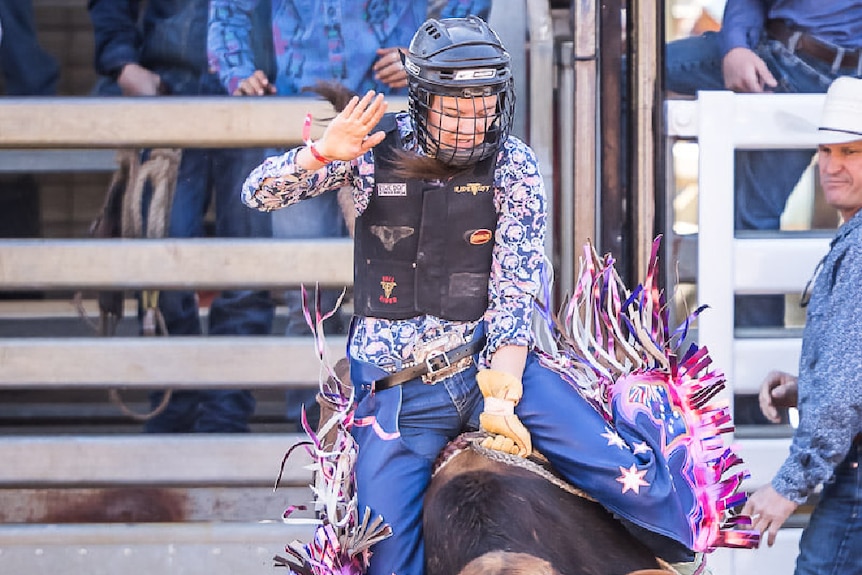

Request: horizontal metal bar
left=729, top=93, right=823, bottom=149
left=0, top=150, right=118, bottom=173
left=666, top=93, right=825, bottom=150
left=0, top=485, right=313, bottom=523
left=0, top=238, right=353, bottom=289
left=0, top=435, right=312, bottom=486
left=0, top=520, right=317, bottom=545
left=0, top=97, right=408, bottom=149
left=0, top=515, right=802, bottom=575
left=0, top=337, right=346, bottom=388
left=670, top=232, right=832, bottom=288
left=0, top=298, right=140, bottom=319
left=736, top=437, right=792, bottom=491
left=733, top=337, right=802, bottom=394
left=734, top=235, right=830, bottom=293
left=709, top=529, right=802, bottom=575
left=0, top=522, right=316, bottom=575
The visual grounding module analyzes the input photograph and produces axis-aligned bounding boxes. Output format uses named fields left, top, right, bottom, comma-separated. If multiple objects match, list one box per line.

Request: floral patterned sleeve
left=241, top=147, right=375, bottom=213
left=483, top=136, right=548, bottom=361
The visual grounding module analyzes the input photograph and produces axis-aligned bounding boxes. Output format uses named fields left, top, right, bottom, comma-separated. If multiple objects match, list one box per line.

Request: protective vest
left=354, top=115, right=497, bottom=321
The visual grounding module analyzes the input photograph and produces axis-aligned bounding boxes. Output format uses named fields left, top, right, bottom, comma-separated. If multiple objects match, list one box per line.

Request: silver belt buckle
left=414, top=333, right=471, bottom=384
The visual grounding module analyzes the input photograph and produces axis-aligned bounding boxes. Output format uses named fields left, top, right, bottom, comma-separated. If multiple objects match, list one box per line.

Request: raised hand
left=313, top=91, right=389, bottom=163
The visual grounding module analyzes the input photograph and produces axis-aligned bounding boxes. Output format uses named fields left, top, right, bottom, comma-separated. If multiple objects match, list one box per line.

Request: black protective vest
left=354, top=115, right=497, bottom=321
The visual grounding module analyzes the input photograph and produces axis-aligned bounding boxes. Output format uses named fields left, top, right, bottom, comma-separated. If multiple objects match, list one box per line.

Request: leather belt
left=767, top=20, right=860, bottom=70
left=373, top=335, right=486, bottom=391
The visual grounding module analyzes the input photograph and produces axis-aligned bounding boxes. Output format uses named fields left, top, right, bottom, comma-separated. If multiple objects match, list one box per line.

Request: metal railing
left=0, top=2, right=555, bottom=573
left=0, top=97, right=352, bottom=575
left=666, top=91, right=833, bottom=573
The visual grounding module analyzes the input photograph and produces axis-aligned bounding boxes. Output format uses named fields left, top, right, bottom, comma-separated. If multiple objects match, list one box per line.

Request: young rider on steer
left=242, top=16, right=753, bottom=575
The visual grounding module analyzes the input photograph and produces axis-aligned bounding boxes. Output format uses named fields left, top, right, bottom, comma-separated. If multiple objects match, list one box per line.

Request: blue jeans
left=794, top=441, right=862, bottom=575
left=144, top=146, right=274, bottom=433
left=666, top=32, right=861, bottom=327
left=351, top=344, right=704, bottom=574
left=273, top=186, right=350, bottom=427
left=0, top=0, right=58, bottom=95
left=351, top=358, right=484, bottom=575
left=143, top=389, right=256, bottom=433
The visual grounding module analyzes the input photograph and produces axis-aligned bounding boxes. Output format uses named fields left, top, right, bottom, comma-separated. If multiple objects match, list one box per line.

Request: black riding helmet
left=404, top=16, right=515, bottom=167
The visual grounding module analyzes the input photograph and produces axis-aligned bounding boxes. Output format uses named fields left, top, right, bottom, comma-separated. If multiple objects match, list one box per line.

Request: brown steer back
left=311, top=358, right=665, bottom=575
left=423, top=434, right=663, bottom=575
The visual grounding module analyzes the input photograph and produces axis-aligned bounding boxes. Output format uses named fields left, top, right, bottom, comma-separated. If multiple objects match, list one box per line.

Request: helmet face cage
left=409, top=83, right=515, bottom=166
left=405, top=17, right=516, bottom=167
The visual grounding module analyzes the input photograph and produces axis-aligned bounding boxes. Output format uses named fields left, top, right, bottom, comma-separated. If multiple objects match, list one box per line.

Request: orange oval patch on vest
left=468, top=229, right=493, bottom=245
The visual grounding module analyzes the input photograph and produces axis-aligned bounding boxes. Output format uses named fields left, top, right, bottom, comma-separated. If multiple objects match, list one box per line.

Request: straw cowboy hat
left=818, top=76, right=862, bottom=144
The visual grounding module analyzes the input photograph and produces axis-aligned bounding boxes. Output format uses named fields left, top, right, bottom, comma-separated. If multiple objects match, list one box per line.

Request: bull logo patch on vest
left=467, top=228, right=493, bottom=245
left=377, top=183, right=407, bottom=197
left=370, top=225, right=415, bottom=251
left=379, top=275, right=397, bottom=304
left=454, top=182, right=491, bottom=195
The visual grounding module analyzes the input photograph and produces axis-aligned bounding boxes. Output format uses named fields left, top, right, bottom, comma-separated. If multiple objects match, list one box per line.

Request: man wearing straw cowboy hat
left=743, top=76, right=862, bottom=574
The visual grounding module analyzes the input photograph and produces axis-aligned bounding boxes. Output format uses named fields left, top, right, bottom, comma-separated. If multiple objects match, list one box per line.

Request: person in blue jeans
left=743, top=76, right=862, bottom=575
left=665, top=0, right=862, bottom=328
left=89, top=0, right=275, bottom=433
left=241, top=17, right=758, bottom=575
left=207, top=0, right=491, bottom=429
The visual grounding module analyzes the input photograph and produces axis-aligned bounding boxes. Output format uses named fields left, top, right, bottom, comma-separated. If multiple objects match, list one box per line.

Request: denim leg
left=351, top=365, right=480, bottom=575
left=794, top=443, right=862, bottom=575
left=665, top=32, right=726, bottom=93
left=158, top=148, right=210, bottom=336
left=0, top=0, right=59, bottom=95
left=734, top=40, right=837, bottom=327
left=145, top=150, right=207, bottom=432
left=201, top=147, right=272, bottom=433
left=665, top=32, right=813, bottom=327
left=149, top=148, right=271, bottom=433
left=143, top=390, right=200, bottom=433
left=208, top=146, right=274, bottom=337
left=732, top=148, right=810, bottom=327
left=143, top=389, right=255, bottom=433
left=517, top=353, right=697, bottom=551
left=190, top=390, right=256, bottom=433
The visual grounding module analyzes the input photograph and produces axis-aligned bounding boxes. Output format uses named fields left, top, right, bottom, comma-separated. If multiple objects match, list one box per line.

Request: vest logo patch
left=377, top=183, right=407, bottom=197
left=467, top=229, right=493, bottom=245
left=370, top=225, right=415, bottom=251
left=380, top=275, right=398, bottom=304
left=454, top=182, right=491, bottom=195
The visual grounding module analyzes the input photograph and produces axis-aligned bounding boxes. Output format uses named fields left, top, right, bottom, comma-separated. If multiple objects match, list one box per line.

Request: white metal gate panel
left=667, top=91, right=833, bottom=573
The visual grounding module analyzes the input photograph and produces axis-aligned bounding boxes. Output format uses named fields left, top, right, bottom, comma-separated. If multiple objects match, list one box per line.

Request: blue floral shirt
left=241, top=112, right=546, bottom=368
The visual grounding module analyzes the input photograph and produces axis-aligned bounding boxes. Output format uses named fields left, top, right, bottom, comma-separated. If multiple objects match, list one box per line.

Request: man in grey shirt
left=743, top=76, right=862, bottom=574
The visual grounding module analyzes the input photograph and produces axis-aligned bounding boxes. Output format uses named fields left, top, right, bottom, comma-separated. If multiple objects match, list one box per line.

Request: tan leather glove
left=477, top=369, right=532, bottom=457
